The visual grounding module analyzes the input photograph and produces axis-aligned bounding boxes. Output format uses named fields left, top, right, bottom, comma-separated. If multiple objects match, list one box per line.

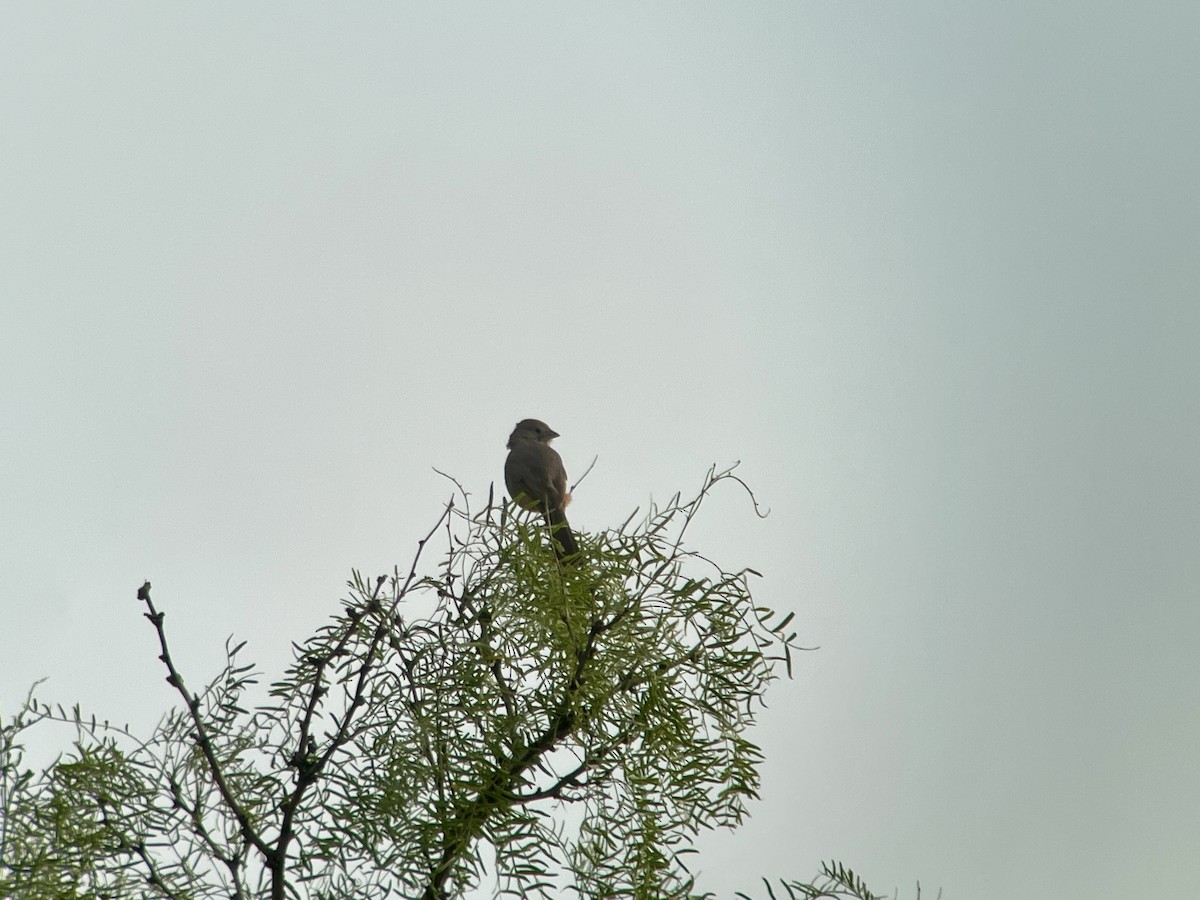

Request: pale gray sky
left=2, top=4, right=1198, bottom=898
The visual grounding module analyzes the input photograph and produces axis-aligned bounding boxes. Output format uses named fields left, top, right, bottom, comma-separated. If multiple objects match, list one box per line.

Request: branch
left=167, top=773, right=247, bottom=898
left=419, top=597, right=610, bottom=897
left=136, top=582, right=272, bottom=863
left=273, top=502, right=454, bottom=897
left=93, top=796, right=186, bottom=900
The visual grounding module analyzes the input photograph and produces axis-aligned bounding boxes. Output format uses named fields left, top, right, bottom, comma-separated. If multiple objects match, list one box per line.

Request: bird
left=504, top=418, right=580, bottom=559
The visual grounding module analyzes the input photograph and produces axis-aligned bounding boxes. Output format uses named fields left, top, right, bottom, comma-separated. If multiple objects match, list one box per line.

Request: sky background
left=2, top=4, right=1198, bottom=898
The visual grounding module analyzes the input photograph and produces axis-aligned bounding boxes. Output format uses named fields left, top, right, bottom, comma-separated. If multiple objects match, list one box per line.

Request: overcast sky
left=2, top=4, right=1198, bottom=898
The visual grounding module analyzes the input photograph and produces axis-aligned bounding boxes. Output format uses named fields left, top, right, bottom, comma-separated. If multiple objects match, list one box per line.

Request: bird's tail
left=545, top=507, right=580, bottom=560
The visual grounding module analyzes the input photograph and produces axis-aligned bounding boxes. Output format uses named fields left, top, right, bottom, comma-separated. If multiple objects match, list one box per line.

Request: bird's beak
left=547, top=429, right=560, bottom=439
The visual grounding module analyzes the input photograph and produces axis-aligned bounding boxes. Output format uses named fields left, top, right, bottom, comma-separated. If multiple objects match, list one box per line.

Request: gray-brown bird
left=504, top=418, right=580, bottom=559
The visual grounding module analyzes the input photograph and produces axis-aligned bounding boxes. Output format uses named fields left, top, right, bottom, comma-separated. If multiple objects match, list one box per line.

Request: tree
left=0, top=466, right=885, bottom=899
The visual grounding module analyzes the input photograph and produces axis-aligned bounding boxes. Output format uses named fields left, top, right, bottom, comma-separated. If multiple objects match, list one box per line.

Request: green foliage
left=733, top=861, right=886, bottom=900
left=0, top=466, right=884, bottom=899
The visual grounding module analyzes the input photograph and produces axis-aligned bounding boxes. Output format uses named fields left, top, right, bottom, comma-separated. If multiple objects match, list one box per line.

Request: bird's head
left=508, top=418, right=559, bottom=447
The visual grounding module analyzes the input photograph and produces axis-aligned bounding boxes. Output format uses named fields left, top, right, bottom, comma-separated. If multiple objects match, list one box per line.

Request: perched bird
left=504, top=418, right=580, bottom=559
